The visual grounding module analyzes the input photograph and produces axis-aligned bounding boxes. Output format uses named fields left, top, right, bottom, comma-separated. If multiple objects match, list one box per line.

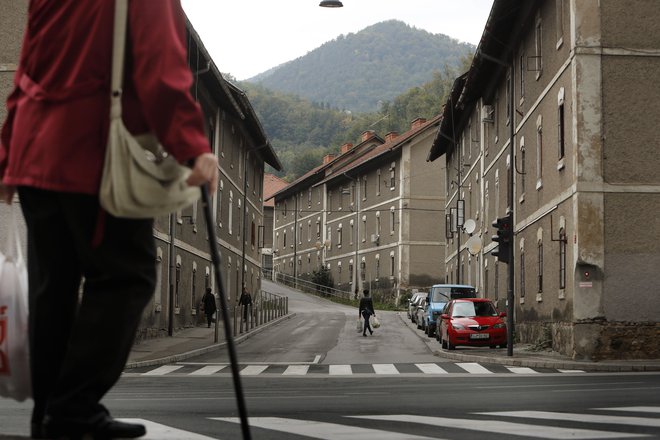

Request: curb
left=124, top=313, right=296, bottom=370
left=397, top=312, right=660, bottom=373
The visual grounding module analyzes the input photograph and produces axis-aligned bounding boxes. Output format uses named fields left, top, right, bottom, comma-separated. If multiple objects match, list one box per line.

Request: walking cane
left=201, top=184, right=251, bottom=440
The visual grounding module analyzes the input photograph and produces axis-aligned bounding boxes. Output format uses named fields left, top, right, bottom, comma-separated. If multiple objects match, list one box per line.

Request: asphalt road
left=2, top=282, right=659, bottom=439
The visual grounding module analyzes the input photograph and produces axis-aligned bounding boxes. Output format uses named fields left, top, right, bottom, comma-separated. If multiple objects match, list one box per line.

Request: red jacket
left=0, top=0, right=210, bottom=194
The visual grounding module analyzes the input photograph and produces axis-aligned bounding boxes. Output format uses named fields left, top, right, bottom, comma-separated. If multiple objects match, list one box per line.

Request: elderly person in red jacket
left=0, top=1, right=218, bottom=439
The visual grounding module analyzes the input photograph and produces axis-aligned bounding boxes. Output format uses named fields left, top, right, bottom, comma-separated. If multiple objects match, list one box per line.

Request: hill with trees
left=248, top=20, right=474, bottom=114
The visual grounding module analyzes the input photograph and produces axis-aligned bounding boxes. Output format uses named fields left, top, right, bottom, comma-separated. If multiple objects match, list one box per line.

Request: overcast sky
left=181, top=1, right=494, bottom=81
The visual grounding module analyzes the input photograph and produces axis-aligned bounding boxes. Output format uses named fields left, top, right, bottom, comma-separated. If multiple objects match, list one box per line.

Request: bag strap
left=3, top=205, right=24, bottom=263
left=110, top=0, right=128, bottom=121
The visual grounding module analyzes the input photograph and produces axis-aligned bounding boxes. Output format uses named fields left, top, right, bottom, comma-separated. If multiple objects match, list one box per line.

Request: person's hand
left=186, top=153, right=219, bottom=195
left=0, top=183, right=15, bottom=204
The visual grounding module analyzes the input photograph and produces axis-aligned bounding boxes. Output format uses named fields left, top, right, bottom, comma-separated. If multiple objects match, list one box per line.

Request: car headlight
left=452, top=323, right=466, bottom=330
left=493, top=323, right=506, bottom=329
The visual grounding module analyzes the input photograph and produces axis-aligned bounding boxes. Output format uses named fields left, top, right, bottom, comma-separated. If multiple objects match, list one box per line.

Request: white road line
left=119, top=419, right=217, bottom=439
left=283, top=365, right=310, bottom=375
left=599, top=407, right=660, bottom=414
left=313, top=354, right=322, bottom=364
left=456, top=362, right=493, bottom=374
left=414, top=363, right=448, bottom=374
left=506, top=366, right=539, bottom=374
left=480, top=410, right=660, bottom=428
left=558, top=369, right=585, bottom=373
left=141, top=365, right=184, bottom=376
left=372, top=364, right=399, bottom=375
left=189, top=365, right=226, bottom=375
left=329, top=365, right=352, bottom=375
left=213, top=417, right=440, bottom=440
left=240, top=365, right=268, bottom=376
left=352, top=414, right=647, bottom=439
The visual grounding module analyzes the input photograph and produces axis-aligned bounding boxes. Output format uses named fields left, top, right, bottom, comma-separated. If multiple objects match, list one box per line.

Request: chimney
left=385, top=131, right=398, bottom=142
left=411, top=117, right=427, bottom=130
left=340, top=143, right=353, bottom=154
left=322, top=154, right=335, bottom=165
left=361, top=130, right=376, bottom=142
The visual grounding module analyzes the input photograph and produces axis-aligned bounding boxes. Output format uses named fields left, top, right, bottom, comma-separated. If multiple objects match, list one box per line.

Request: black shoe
left=43, top=413, right=146, bottom=439
left=369, top=330, right=373, bottom=335
left=363, top=333, right=367, bottom=337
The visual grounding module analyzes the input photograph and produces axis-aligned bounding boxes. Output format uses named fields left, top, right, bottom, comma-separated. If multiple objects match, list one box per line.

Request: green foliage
left=311, top=265, right=334, bottom=289
left=249, top=20, right=474, bottom=113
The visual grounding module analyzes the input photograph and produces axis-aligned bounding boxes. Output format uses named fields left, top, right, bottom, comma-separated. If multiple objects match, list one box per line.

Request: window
left=327, top=226, right=331, bottom=249
left=283, top=201, right=287, bottom=217
left=175, top=256, right=181, bottom=308
left=283, top=231, right=287, bottom=248
left=237, top=199, right=241, bottom=240
left=390, top=207, right=395, bottom=234
left=362, top=215, right=367, bottom=242
left=191, top=264, right=197, bottom=314
left=350, top=221, right=354, bottom=245
left=308, top=188, right=312, bottom=207
left=328, top=191, right=333, bottom=215
left=307, top=220, right=311, bottom=242
left=228, top=192, right=233, bottom=235
left=337, top=224, right=343, bottom=247
left=217, top=181, right=223, bottom=228
left=377, top=169, right=381, bottom=195
left=535, top=15, right=543, bottom=78
left=558, top=87, right=566, bottom=161
left=559, top=228, right=567, bottom=290
left=299, top=223, right=302, bottom=244
left=390, top=252, right=395, bottom=277
left=390, top=163, right=396, bottom=189
left=375, top=255, right=380, bottom=280
left=538, top=239, right=544, bottom=294
left=519, top=51, right=525, bottom=101
left=376, top=212, right=381, bottom=235
left=520, top=137, right=526, bottom=198
left=360, top=259, right=366, bottom=282
left=520, top=239, right=526, bottom=299
left=505, top=69, right=511, bottom=124
left=251, top=221, right=256, bottom=247
left=536, top=116, right=543, bottom=188
left=349, top=261, right=354, bottom=284
left=316, top=219, right=321, bottom=239
left=556, top=0, right=564, bottom=47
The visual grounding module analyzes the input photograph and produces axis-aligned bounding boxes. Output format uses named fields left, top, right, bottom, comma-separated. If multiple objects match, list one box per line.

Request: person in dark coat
left=0, top=1, right=219, bottom=438
left=238, top=286, right=252, bottom=321
left=202, top=287, right=217, bottom=328
left=358, top=289, right=376, bottom=336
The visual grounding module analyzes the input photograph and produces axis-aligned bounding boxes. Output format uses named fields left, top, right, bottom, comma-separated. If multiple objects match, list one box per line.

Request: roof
left=427, top=0, right=535, bottom=162
left=262, top=174, right=289, bottom=207
left=185, top=16, right=282, bottom=171
left=317, top=115, right=442, bottom=187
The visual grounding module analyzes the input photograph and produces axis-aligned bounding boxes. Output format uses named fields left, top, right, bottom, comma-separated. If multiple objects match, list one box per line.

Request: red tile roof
left=263, top=173, right=289, bottom=207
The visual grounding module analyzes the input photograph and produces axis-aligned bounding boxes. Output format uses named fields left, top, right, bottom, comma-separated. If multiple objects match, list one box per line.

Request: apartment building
left=262, top=173, right=289, bottom=275
left=0, top=3, right=282, bottom=339
left=428, top=0, right=660, bottom=360
left=273, top=117, right=447, bottom=302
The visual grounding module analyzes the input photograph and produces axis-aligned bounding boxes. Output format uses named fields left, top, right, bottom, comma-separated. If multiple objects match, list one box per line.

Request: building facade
left=273, top=118, right=447, bottom=303
left=261, top=173, right=289, bottom=276
left=0, top=3, right=282, bottom=339
left=428, top=0, right=660, bottom=360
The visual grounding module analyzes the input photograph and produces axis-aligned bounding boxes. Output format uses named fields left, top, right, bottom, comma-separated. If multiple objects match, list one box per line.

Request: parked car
left=407, top=291, right=427, bottom=321
left=415, top=298, right=427, bottom=329
left=423, top=284, right=476, bottom=337
left=439, top=298, right=507, bottom=350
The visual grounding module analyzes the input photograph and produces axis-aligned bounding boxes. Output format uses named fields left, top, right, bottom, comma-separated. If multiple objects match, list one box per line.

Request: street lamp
left=320, top=0, right=343, bottom=7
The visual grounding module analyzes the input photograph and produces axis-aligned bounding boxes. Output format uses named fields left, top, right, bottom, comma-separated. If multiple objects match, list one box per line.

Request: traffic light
left=491, top=214, right=512, bottom=264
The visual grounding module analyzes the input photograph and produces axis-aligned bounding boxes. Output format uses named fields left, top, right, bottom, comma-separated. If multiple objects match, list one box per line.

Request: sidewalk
left=125, top=313, right=293, bottom=369
left=399, top=313, right=660, bottom=373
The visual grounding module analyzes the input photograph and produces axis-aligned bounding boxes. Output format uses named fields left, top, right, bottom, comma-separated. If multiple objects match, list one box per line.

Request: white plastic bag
left=371, top=315, right=381, bottom=329
left=0, top=206, right=31, bottom=401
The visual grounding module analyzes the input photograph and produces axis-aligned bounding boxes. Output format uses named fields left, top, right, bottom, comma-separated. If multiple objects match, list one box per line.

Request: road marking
left=456, top=362, right=493, bottom=374
left=372, top=364, right=398, bottom=375
left=480, top=410, right=660, bottom=428
left=283, top=365, right=310, bottom=375
left=240, top=365, right=268, bottom=375
left=414, top=363, right=448, bottom=374
left=506, top=366, right=539, bottom=374
left=141, top=365, right=184, bottom=376
left=352, top=414, right=647, bottom=439
left=189, top=365, right=226, bottom=375
left=119, top=419, right=217, bottom=439
left=558, top=369, right=585, bottom=373
left=213, top=417, right=439, bottom=440
left=329, top=365, right=352, bottom=375
left=313, top=354, right=322, bottom=363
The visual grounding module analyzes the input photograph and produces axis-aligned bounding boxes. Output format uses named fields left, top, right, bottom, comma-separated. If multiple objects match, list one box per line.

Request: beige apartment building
left=0, top=2, right=281, bottom=339
left=428, top=0, right=660, bottom=360
left=273, top=117, right=447, bottom=302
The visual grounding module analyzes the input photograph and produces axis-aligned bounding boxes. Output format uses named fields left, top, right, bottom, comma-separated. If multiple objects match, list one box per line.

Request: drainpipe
left=168, top=213, right=175, bottom=336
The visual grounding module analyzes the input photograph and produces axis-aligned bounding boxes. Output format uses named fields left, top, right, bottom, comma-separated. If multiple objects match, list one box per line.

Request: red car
left=439, top=298, right=507, bottom=350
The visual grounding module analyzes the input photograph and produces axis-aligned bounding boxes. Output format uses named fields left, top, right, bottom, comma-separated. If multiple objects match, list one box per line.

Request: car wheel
left=489, top=345, right=497, bottom=349
left=447, top=335, right=456, bottom=350
left=435, top=330, right=440, bottom=342
left=427, top=326, right=434, bottom=338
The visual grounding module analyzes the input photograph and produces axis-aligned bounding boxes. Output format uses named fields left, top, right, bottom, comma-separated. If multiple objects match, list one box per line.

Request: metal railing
left=231, top=290, right=288, bottom=336
left=272, top=270, right=352, bottom=300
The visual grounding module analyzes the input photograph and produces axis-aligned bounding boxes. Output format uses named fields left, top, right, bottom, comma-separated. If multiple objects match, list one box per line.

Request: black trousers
left=18, top=188, right=156, bottom=423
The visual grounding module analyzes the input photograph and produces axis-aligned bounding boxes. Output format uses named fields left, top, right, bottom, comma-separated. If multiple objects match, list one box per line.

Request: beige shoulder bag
left=99, top=0, right=201, bottom=219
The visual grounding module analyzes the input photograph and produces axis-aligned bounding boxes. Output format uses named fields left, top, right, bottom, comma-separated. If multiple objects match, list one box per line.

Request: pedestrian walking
left=238, top=286, right=252, bottom=322
left=0, top=1, right=219, bottom=438
left=359, top=289, right=376, bottom=336
left=202, top=287, right=217, bottom=328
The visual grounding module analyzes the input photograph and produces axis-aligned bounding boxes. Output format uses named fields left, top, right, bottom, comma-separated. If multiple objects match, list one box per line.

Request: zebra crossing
left=121, top=406, right=660, bottom=439
left=127, top=361, right=585, bottom=377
